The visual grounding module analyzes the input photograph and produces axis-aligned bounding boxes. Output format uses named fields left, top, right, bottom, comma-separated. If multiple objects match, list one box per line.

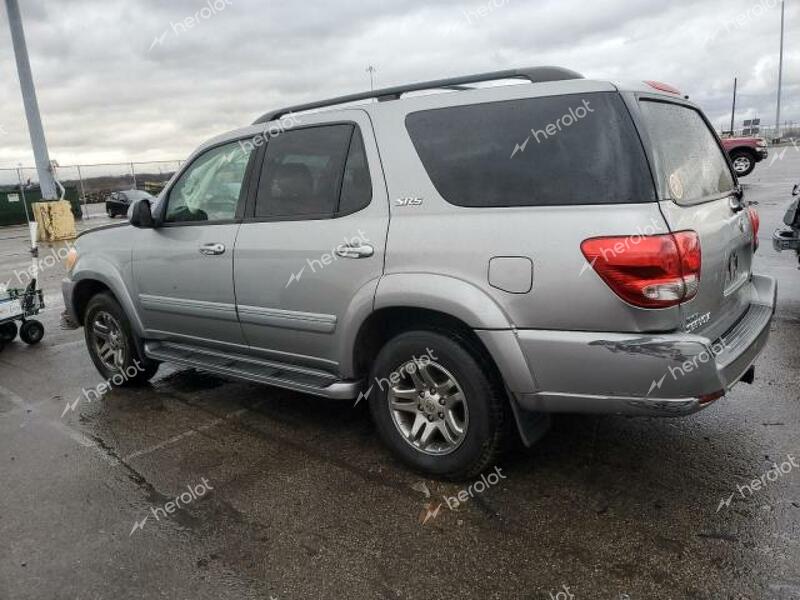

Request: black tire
left=84, top=292, right=159, bottom=386
left=0, top=322, right=17, bottom=342
left=367, top=330, right=511, bottom=481
left=19, top=320, right=44, bottom=345
left=730, top=150, right=756, bottom=177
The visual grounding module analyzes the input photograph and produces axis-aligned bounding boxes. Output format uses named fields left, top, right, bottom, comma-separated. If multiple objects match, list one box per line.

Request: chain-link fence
left=0, top=160, right=183, bottom=218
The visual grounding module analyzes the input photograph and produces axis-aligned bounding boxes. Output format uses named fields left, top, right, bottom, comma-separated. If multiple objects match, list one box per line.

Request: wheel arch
left=340, top=273, right=514, bottom=379
left=729, top=146, right=757, bottom=159
left=71, top=268, right=145, bottom=338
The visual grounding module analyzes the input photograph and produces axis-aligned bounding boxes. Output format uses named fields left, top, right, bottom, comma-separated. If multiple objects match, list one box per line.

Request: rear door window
left=638, top=100, right=735, bottom=204
left=254, top=125, right=353, bottom=219
left=405, top=92, right=655, bottom=207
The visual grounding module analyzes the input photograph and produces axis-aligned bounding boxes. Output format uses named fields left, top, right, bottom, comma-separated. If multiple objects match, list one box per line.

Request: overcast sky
left=0, top=0, right=796, bottom=168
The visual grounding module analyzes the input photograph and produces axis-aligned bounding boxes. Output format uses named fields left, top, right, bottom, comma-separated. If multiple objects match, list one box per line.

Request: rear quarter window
left=638, top=100, right=735, bottom=205
left=405, top=92, right=655, bottom=208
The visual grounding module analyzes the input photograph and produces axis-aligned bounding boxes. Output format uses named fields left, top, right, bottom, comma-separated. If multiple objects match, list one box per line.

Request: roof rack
left=253, top=66, right=584, bottom=125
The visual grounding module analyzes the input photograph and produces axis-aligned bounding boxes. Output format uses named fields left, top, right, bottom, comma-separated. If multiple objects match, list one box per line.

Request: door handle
left=199, top=243, right=226, bottom=256
left=334, top=243, right=374, bottom=259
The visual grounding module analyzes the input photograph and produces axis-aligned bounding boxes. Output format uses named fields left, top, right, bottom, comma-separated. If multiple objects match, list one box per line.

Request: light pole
left=366, top=65, right=376, bottom=91
left=775, top=0, right=785, bottom=141
left=730, top=77, right=737, bottom=135
left=5, top=0, right=58, bottom=200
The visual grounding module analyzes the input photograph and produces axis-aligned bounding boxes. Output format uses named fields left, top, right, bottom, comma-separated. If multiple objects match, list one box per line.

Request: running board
left=144, top=341, right=360, bottom=400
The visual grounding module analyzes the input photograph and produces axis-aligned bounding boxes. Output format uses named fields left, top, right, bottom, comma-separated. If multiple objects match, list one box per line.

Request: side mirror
left=130, top=199, right=155, bottom=228
left=793, top=184, right=799, bottom=197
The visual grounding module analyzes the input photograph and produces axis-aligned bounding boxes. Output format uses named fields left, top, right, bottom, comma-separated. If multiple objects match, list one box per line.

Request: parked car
left=62, top=67, right=776, bottom=480
left=773, top=182, right=800, bottom=264
left=721, top=135, right=769, bottom=177
left=105, top=189, right=156, bottom=218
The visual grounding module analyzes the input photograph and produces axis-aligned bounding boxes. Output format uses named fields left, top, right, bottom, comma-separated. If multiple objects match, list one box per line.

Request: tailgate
left=636, top=98, right=756, bottom=340
left=659, top=197, right=755, bottom=340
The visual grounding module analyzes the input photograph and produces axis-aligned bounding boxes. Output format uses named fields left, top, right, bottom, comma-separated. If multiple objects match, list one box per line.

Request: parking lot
left=1, top=153, right=799, bottom=600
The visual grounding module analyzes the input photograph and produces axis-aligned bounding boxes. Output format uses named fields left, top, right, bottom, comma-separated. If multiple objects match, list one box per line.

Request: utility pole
left=775, top=0, right=785, bottom=141
left=5, top=0, right=58, bottom=200
left=730, top=77, right=737, bottom=135
left=366, top=65, right=376, bottom=91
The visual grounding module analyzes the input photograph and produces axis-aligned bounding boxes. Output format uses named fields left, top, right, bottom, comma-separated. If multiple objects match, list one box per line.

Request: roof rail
left=253, top=66, right=584, bottom=125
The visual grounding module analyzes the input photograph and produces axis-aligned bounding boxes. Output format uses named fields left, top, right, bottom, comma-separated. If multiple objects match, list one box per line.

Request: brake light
left=644, top=81, right=683, bottom=96
left=581, top=231, right=701, bottom=309
left=748, top=207, right=760, bottom=251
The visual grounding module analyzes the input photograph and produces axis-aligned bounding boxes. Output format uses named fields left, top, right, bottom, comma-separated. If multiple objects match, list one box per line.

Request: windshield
left=639, top=100, right=735, bottom=205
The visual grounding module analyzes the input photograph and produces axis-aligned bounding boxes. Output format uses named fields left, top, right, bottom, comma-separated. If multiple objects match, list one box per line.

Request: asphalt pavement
left=0, top=153, right=799, bottom=600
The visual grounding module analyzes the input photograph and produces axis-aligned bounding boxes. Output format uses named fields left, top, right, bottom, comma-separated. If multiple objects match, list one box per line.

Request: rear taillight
left=748, top=207, right=760, bottom=251
left=581, top=231, right=701, bottom=309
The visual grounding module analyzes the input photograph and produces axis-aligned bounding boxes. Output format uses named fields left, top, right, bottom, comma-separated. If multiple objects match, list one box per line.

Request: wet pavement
left=1, top=155, right=799, bottom=600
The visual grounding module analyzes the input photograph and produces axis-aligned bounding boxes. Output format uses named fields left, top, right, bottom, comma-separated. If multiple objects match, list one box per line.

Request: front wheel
left=84, top=292, right=159, bottom=386
left=730, top=151, right=755, bottom=177
left=368, top=330, right=510, bottom=480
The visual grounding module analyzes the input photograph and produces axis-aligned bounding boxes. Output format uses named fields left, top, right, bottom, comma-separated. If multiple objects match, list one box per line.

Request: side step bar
left=144, top=341, right=361, bottom=400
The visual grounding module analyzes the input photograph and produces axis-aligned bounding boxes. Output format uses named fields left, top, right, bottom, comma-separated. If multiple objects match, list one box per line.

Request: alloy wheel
left=732, top=156, right=752, bottom=174
left=387, top=360, right=469, bottom=456
left=90, top=310, right=127, bottom=372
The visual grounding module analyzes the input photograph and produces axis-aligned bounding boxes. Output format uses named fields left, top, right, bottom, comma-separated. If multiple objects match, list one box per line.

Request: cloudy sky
left=0, top=0, right=796, bottom=169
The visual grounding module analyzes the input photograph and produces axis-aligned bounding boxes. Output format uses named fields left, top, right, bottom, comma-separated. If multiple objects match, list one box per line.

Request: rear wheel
left=0, top=322, right=17, bottom=342
left=84, top=292, right=159, bottom=385
left=368, top=330, right=510, bottom=481
left=730, top=150, right=755, bottom=177
left=19, top=320, right=44, bottom=345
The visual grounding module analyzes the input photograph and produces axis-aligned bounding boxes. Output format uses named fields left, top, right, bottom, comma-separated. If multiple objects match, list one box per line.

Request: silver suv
left=63, top=67, right=777, bottom=480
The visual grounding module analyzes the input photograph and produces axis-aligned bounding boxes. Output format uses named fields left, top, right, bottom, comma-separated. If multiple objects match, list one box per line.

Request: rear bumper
left=482, top=275, right=777, bottom=417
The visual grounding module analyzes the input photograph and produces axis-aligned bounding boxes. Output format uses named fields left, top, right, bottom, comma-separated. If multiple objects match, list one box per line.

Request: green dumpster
left=0, top=185, right=83, bottom=227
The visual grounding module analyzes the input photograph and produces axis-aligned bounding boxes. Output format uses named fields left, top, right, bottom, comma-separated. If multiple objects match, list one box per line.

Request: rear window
left=638, top=100, right=735, bottom=204
left=405, top=92, right=655, bottom=208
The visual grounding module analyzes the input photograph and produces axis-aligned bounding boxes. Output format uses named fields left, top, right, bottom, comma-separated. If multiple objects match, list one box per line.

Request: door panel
left=133, top=225, right=244, bottom=347
left=234, top=112, right=388, bottom=372
left=132, top=139, right=254, bottom=349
